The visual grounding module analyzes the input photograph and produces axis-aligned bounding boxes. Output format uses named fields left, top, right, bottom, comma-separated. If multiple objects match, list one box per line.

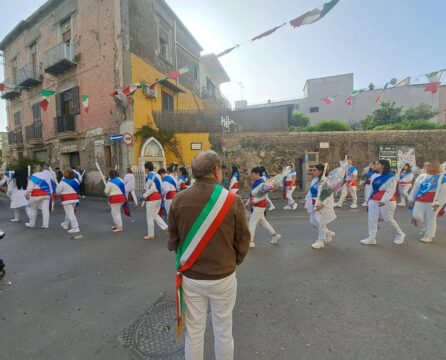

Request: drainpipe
left=174, top=20, right=179, bottom=86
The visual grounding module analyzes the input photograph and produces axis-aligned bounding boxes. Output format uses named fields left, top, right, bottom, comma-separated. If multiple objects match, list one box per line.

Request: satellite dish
left=389, top=78, right=397, bottom=85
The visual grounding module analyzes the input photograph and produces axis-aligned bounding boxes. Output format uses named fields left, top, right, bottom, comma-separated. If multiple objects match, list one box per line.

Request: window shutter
left=70, top=86, right=80, bottom=115
left=56, top=93, right=62, bottom=117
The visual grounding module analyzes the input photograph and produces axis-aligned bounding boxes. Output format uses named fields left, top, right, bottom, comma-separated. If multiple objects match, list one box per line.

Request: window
left=29, top=42, right=38, bottom=77
left=33, top=150, right=47, bottom=162
left=56, top=86, right=80, bottom=116
left=60, top=18, right=71, bottom=43
left=157, top=17, right=172, bottom=62
left=143, top=139, right=164, bottom=157
left=162, top=91, right=174, bottom=111
left=310, top=107, right=319, bottom=113
left=13, top=111, right=22, bottom=128
left=32, top=103, right=41, bottom=124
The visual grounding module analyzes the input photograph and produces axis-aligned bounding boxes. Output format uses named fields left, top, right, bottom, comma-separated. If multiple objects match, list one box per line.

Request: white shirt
left=7, top=179, right=29, bottom=209
left=123, top=173, right=136, bottom=192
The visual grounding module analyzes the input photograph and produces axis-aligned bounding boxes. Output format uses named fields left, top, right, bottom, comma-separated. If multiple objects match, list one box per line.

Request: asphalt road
left=0, top=195, right=445, bottom=360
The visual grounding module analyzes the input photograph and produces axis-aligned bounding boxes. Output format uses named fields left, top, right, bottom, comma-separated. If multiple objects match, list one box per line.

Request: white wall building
left=239, top=73, right=446, bottom=125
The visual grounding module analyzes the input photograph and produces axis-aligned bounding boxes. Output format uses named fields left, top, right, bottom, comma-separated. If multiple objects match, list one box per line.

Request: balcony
left=54, top=115, right=77, bottom=138
left=44, top=42, right=77, bottom=76
left=7, top=130, right=24, bottom=147
left=25, top=123, right=43, bottom=144
left=1, top=77, right=21, bottom=100
left=17, top=63, right=42, bottom=88
left=201, top=86, right=228, bottom=109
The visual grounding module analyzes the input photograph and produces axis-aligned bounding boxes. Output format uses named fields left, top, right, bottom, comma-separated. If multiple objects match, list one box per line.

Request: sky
left=1, top=0, right=446, bottom=131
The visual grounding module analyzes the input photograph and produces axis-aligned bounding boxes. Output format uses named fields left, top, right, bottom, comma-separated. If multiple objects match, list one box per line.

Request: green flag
left=41, top=89, right=56, bottom=98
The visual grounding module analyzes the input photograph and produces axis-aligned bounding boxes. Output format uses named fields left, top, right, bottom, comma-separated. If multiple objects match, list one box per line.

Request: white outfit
left=338, top=165, right=358, bottom=207
left=162, top=175, right=179, bottom=218
left=104, top=180, right=125, bottom=228
left=229, top=174, right=239, bottom=194
left=123, top=173, right=138, bottom=206
left=366, top=174, right=404, bottom=241
left=283, top=169, right=297, bottom=208
left=249, top=180, right=277, bottom=243
left=409, top=174, right=446, bottom=240
left=397, top=171, right=414, bottom=206
left=183, top=272, right=237, bottom=360
left=143, top=172, right=168, bottom=236
left=7, top=179, right=30, bottom=222
left=26, top=172, right=53, bottom=228
left=56, top=180, right=80, bottom=230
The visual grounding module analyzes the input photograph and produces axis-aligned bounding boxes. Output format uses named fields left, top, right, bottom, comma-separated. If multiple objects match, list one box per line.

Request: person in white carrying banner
left=408, top=161, right=446, bottom=243
left=143, top=161, right=168, bottom=240
left=397, top=163, right=414, bottom=206
left=360, top=160, right=406, bottom=245
left=282, top=163, right=298, bottom=210
left=167, top=150, right=251, bottom=360
left=336, top=157, right=358, bottom=208
left=56, top=169, right=81, bottom=233
left=248, top=167, right=281, bottom=248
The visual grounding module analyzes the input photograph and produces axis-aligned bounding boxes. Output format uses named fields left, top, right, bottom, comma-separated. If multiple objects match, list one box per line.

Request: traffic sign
left=123, top=132, right=133, bottom=145
left=109, top=134, right=123, bottom=142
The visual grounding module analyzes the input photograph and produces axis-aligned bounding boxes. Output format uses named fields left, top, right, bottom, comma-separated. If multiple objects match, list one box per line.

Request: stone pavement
left=0, top=196, right=445, bottom=359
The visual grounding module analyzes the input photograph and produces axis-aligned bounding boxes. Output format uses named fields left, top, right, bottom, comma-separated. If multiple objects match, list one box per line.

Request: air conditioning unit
left=143, top=85, right=157, bottom=99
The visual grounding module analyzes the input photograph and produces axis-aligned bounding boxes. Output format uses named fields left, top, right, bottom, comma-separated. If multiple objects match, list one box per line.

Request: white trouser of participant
left=145, top=200, right=168, bottom=236
left=128, top=190, right=138, bottom=206
left=110, top=203, right=123, bottom=228
left=398, top=185, right=411, bottom=205
left=13, top=206, right=31, bottom=221
left=62, top=203, right=79, bottom=230
left=28, top=196, right=50, bottom=228
left=308, top=209, right=319, bottom=228
left=286, top=187, right=296, bottom=206
left=338, top=185, right=357, bottom=206
left=363, top=184, right=371, bottom=204
left=412, top=201, right=437, bottom=239
left=183, top=272, right=237, bottom=360
left=266, top=194, right=273, bottom=207
left=164, top=199, right=173, bottom=218
left=249, top=207, right=275, bottom=241
left=318, top=223, right=328, bottom=241
left=368, top=200, right=404, bottom=239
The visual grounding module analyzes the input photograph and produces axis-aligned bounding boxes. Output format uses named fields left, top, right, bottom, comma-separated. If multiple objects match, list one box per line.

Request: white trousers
left=164, top=199, right=173, bottom=218
left=309, top=210, right=331, bottom=240
left=29, top=196, right=50, bottom=228
left=368, top=200, right=403, bottom=239
left=62, top=203, right=79, bottom=230
left=285, top=187, right=296, bottom=206
left=127, top=190, right=138, bottom=206
left=13, top=206, right=31, bottom=221
left=398, top=185, right=411, bottom=205
left=363, top=184, right=371, bottom=204
left=338, top=185, right=357, bottom=206
left=266, top=194, right=274, bottom=208
left=309, top=210, right=318, bottom=228
left=249, top=207, right=275, bottom=241
left=145, top=200, right=168, bottom=236
left=412, top=201, right=437, bottom=238
left=110, top=203, right=122, bottom=228
left=183, top=273, right=237, bottom=360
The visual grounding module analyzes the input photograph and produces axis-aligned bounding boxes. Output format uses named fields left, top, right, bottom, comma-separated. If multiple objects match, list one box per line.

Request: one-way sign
left=109, top=134, right=124, bottom=142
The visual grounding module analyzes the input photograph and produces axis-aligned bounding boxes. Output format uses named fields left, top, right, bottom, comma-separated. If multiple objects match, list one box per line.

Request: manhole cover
left=119, top=301, right=185, bottom=359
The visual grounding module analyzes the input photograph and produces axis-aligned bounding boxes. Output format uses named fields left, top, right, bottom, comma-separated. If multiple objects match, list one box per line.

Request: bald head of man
left=192, top=150, right=222, bottom=182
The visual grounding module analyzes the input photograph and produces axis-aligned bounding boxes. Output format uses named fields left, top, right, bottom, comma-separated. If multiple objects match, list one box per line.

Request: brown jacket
left=168, top=177, right=251, bottom=280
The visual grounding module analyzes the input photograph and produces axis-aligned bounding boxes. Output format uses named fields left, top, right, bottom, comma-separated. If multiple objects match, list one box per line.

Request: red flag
left=375, top=94, right=382, bottom=103
left=109, top=90, right=118, bottom=96
left=0, top=83, right=5, bottom=92
left=40, top=99, right=49, bottom=111
left=290, top=11, right=312, bottom=28
left=252, top=23, right=286, bottom=41
left=168, top=70, right=182, bottom=79
left=344, top=96, right=353, bottom=105
left=424, top=82, right=440, bottom=94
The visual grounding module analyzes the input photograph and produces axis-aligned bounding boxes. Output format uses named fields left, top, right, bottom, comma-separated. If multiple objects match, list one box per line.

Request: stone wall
left=222, top=130, right=446, bottom=192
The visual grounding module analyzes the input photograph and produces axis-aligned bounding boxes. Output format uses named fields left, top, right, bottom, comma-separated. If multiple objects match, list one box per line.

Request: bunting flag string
left=82, top=95, right=89, bottom=113
left=321, top=96, right=337, bottom=105
left=375, top=83, right=389, bottom=103
left=39, top=89, right=56, bottom=111
left=424, top=70, right=445, bottom=94
left=216, top=0, right=339, bottom=58
left=344, top=89, right=366, bottom=105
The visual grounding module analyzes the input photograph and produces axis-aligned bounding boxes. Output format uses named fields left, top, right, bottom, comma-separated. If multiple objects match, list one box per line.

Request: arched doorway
left=138, top=137, right=166, bottom=171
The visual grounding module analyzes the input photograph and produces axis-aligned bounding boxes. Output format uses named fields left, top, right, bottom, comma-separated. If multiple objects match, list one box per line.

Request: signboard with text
left=379, top=145, right=416, bottom=170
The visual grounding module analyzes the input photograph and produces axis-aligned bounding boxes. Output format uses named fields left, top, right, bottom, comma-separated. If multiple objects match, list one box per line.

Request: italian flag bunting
left=290, top=0, right=339, bottom=28
left=0, top=83, right=5, bottom=92
left=40, top=89, right=56, bottom=111
left=424, top=70, right=444, bottom=94
left=321, top=96, right=336, bottom=105
left=82, top=95, right=89, bottom=113
left=41, top=89, right=56, bottom=98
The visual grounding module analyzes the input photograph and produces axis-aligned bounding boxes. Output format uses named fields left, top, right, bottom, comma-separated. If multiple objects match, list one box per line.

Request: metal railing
left=44, top=42, right=76, bottom=69
left=25, top=123, right=43, bottom=140
left=8, top=130, right=23, bottom=144
left=54, top=115, right=76, bottom=134
left=16, top=63, right=41, bottom=86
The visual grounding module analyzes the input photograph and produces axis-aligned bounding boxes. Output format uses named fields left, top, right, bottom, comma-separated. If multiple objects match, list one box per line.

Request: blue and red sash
left=416, top=175, right=446, bottom=202
left=164, top=175, right=179, bottom=191
left=61, top=178, right=81, bottom=202
left=30, top=175, right=51, bottom=196
left=251, top=178, right=267, bottom=208
left=109, top=177, right=130, bottom=216
left=146, top=172, right=163, bottom=201
left=369, top=172, right=395, bottom=201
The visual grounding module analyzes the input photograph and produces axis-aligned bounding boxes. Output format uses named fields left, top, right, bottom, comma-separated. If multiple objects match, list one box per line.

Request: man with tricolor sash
left=168, top=150, right=250, bottom=360
left=25, top=168, right=54, bottom=229
left=159, top=168, right=179, bottom=218
left=56, top=169, right=81, bottom=234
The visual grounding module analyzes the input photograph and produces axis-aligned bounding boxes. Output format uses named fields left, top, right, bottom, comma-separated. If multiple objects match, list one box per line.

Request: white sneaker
left=350, top=204, right=358, bottom=209
left=292, top=203, right=298, bottom=210
left=283, top=205, right=291, bottom=210
left=61, top=222, right=69, bottom=230
left=420, top=236, right=433, bottom=243
left=41, top=225, right=48, bottom=229
left=270, top=234, right=281, bottom=244
left=326, top=231, right=335, bottom=242
left=334, top=203, right=342, bottom=208
left=249, top=241, right=256, bottom=248
left=311, top=240, right=325, bottom=249
left=10, top=219, right=20, bottom=222
left=361, top=203, right=368, bottom=207
left=269, top=204, right=276, bottom=211
left=68, top=228, right=80, bottom=234
left=394, top=233, right=406, bottom=245
left=397, top=202, right=405, bottom=207
left=360, top=238, right=377, bottom=245
left=25, top=223, right=33, bottom=228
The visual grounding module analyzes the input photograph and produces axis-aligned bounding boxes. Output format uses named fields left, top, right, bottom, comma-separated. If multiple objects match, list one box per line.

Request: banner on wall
left=378, top=145, right=416, bottom=171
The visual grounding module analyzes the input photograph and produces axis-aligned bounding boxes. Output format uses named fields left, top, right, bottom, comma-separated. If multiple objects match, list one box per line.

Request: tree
left=305, top=120, right=352, bottom=132
left=289, top=111, right=310, bottom=128
left=403, top=104, right=439, bottom=122
left=360, top=102, right=404, bottom=130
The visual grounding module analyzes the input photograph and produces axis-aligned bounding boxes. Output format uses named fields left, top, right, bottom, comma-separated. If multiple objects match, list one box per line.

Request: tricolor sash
left=30, top=175, right=51, bottom=196
left=61, top=178, right=81, bottom=202
left=178, top=175, right=190, bottom=190
left=175, top=185, right=236, bottom=337
left=109, top=177, right=131, bottom=216
left=369, top=172, right=395, bottom=201
left=310, top=179, right=320, bottom=199
left=164, top=175, right=179, bottom=191
left=416, top=175, right=446, bottom=201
